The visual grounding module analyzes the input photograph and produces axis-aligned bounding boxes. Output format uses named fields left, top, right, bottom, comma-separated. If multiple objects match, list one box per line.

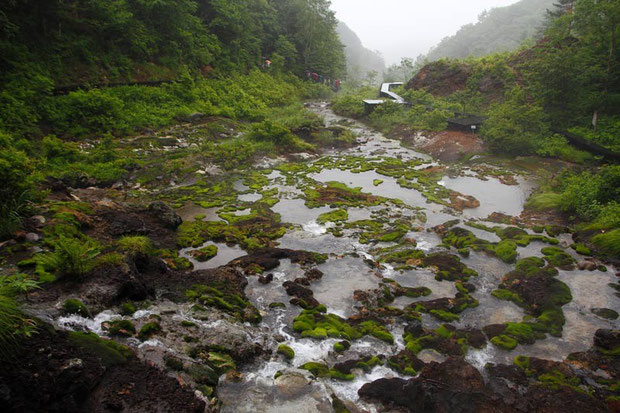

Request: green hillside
left=424, top=0, right=556, bottom=61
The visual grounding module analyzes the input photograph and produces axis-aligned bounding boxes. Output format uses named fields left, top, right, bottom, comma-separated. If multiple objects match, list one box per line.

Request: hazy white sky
left=330, top=0, right=520, bottom=64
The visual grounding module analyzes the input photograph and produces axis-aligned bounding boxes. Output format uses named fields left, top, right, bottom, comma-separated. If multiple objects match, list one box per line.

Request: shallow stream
left=51, top=102, right=618, bottom=412
left=216, top=103, right=618, bottom=410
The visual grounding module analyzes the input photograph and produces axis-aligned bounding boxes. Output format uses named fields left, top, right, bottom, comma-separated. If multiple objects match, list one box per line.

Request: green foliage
left=592, top=229, right=620, bottom=259
left=299, top=362, right=354, bottom=381
left=0, top=275, right=39, bottom=359
left=421, top=0, right=556, bottom=62
left=536, top=134, right=596, bottom=163
left=481, top=87, right=549, bottom=155
left=34, top=236, right=100, bottom=280
left=248, top=119, right=312, bottom=152
left=0, top=132, right=36, bottom=240
left=525, top=193, right=562, bottom=211
left=185, top=284, right=262, bottom=324
left=191, top=245, right=218, bottom=262
left=293, top=309, right=393, bottom=344
left=43, top=89, right=126, bottom=137
left=429, top=309, right=460, bottom=322
left=117, top=236, right=154, bottom=256
left=331, top=93, right=368, bottom=118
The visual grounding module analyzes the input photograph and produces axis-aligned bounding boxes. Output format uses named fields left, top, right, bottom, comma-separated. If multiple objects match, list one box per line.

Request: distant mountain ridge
left=337, top=21, right=385, bottom=80
left=423, top=0, right=556, bottom=62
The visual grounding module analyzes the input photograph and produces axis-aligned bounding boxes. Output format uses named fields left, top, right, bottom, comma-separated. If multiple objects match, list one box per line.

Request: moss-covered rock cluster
left=487, top=256, right=573, bottom=349
left=185, top=284, right=262, bottom=324
left=292, top=308, right=394, bottom=344
left=438, top=222, right=558, bottom=264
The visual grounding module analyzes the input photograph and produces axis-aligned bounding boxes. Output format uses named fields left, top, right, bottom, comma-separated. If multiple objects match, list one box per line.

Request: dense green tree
left=481, top=87, right=549, bottom=155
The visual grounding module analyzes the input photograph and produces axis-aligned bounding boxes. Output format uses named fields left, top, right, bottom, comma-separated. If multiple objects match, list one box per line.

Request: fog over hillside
left=423, top=0, right=556, bottom=62
left=337, top=21, right=385, bottom=82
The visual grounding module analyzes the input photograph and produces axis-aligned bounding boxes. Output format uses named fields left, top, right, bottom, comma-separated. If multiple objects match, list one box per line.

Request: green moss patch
left=541, top=247, right=576, bottom=269
left=189, top=245, right=218, bottom=262
left=292, top=309, right=393, bottom=343
left=138, top=322, right=162, bottom=341
left=277, top=344, right=295, bottom=360
left=61, top=299, right=91, bottom=318
left=68, top=331, right=133, bottom=367
left=300, top=362, right=354, bottom=381
left=185, top=284, right=261, bottom=324
left=491, top=334, right=518, bottom=350
left=317, top=209, right=348, bottom=224
left=177, top=208, right=286, bottom=250
left=104, top=319, right=136, bottom=337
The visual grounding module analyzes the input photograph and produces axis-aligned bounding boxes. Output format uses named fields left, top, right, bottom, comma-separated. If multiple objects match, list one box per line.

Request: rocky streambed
left=3, top=103, right=618, bottom=412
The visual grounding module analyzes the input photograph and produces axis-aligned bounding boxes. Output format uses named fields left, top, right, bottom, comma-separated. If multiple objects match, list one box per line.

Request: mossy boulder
left=138, top=322, right=162, bottom=341
left=277, top=344, right=295, bottom=360
left=541, top=247, right=575, bottom=269
left=104, top=319, right=136, bottom=337
left=61, top=299, right=91, bottom=318
left=491, top=334, right=518, bottom=350
left=185, top=284, right=262, bottom=324
left=333, top=341, right=351, bottom=353
left=591, top=308, right=619, bottom=320
left=119, top=301, right=137, bottom=316
left=190, top=245, right=218, bottom=262
left=300, top=362, right=354, bottom=381
left=67, top=331, right=133, bottom=367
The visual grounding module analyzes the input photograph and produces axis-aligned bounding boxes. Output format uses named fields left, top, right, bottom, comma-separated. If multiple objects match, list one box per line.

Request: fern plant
left=35, top=236, right=100, bottom=280
left=0, top=274, right=40, bottom=359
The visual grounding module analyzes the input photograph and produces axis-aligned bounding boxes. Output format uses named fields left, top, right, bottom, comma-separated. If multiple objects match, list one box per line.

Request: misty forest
left=0, top=0, right=619, bottom=411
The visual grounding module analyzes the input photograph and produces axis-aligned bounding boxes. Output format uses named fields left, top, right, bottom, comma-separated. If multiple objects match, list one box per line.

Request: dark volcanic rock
left=258, top=273, right=274, bottom=284
left=0, top=326, right=204, bottom=413
left=148, top=201, right=182, bottom=229
left=283, top=281, right=319, bottom=308
left=594, top=329, right=620, bottom=351
left=358, top=357, right=505, bottom=412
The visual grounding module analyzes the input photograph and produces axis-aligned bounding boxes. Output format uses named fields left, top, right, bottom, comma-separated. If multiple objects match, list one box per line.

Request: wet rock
left=27, top=215, right=46, bottom=228
left=458, top=327, right=486, bottom=348
left=591, top=308, right=619, bottom=320
left=0, top=325, right=204, bottom=413
left=305, top=268, right=324, bottom=281
left=185, top=112, right=206, bottom=123
left=115, top=278, right=154, bottom=302
left=524, top=385, right=608, bottom=413
left=148, top=201, right=182, bottom=229
left=282, top=281, right=320, bottom=308
left=359, top=357, right=503, bottom=412
left=293, top=277, right=311, bottom=286
left=593, top=329, right=620, bottom=351
left=404, top=319, right=424, bottom=337
left=188, top=318, right=263, bottom=363
left=157, top=137, right=178, bottom=146
left=577, top=261, right=598, bottom=271
left=218, top=368, right=333, bottom=413
left=24, top=232, right=40, bottom=242
left=258, top=273, right=274, bottom=284
left=231, top=248, right=327, bottom=273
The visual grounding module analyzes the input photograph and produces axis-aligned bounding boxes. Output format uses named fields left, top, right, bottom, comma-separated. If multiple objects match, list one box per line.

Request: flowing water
left=51, top=102, right=618, bottom=411
left=217, top=103, right=618, bottom=410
